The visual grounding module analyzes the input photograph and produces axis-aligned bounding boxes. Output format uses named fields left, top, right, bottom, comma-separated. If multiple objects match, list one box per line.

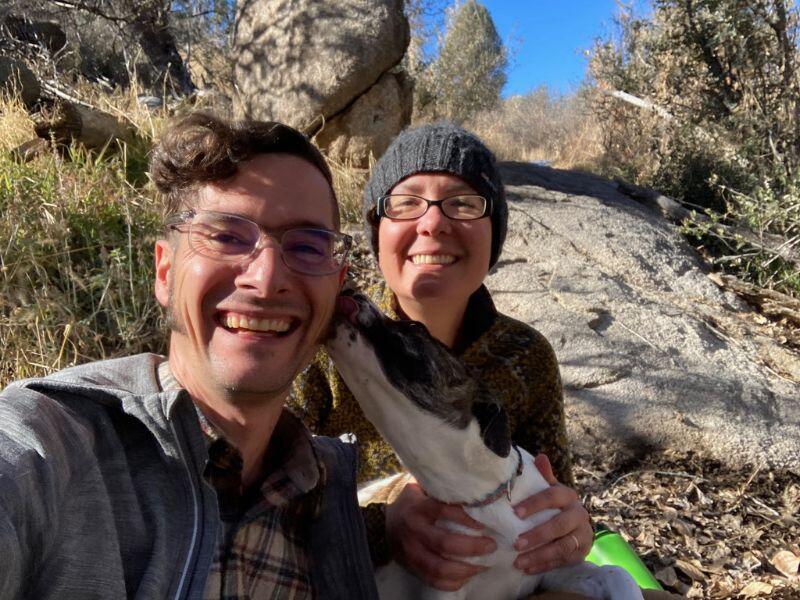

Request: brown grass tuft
left=466, top=87, right=604, bottom=171
left=0, top=94, right=36, bottom=152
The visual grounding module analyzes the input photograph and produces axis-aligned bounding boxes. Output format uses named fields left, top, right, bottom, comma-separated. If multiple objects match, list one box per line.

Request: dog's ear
left=471, top=400, right=511, bottom=458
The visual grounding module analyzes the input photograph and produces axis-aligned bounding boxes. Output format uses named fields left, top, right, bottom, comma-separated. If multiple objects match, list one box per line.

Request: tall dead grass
left=326, top=156, right=371, bottom=226
left=0, top=93, right=166, bottom=387
left=0, top=95, right=36, bottom=152
left=467, top=87, right=603, bottom=170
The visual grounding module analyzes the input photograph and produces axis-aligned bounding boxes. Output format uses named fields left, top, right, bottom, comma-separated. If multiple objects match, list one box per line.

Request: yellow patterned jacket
left=290, top=283, right=573, bottom=486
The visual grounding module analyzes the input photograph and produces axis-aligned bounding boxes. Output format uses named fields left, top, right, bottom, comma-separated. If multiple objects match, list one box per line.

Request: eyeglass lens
left=188, top=212, right=348, bottom=275
left=383, top=195, right=487, bottom=220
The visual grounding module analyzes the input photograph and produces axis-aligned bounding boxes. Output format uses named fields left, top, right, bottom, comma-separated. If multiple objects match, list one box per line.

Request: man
left=0, top=113, right=378, bottom=598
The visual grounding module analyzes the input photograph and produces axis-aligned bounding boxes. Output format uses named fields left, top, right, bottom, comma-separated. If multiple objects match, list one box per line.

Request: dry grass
left=0, top=93, right=165, bottom=387
left=0, top=94, right=36, bottom=151
left=326, top=155, right=371, bottom=225
left=467, top=88, right=604, bottom=171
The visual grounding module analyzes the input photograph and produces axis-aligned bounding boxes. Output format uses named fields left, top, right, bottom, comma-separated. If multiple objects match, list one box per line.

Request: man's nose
left=416, top=204, right=452, bottom=236
left=235, top=238, right=291, bottom=295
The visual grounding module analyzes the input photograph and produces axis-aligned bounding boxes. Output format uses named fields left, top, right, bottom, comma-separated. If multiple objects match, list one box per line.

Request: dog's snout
left=335, top=295, right=360, bottom=324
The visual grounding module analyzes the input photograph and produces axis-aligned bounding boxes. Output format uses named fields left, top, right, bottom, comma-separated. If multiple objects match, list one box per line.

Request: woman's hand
left=512, top=454, right=593, bottom=574
left=385, top=480, right=496, bottom=591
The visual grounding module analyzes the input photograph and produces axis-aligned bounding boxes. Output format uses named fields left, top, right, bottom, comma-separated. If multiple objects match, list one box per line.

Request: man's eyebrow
left=276, top=219, right=337, bottom=231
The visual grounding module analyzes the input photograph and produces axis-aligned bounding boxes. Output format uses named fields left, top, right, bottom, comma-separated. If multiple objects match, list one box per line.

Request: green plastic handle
left=586, top=530, right=663, bottom=591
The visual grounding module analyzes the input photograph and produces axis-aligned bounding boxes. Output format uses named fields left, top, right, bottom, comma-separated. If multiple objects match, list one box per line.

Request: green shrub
left=589, top=0, right=800, bottom=297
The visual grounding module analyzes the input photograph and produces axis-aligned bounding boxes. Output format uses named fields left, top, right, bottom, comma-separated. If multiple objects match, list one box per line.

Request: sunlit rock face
left=490, top=161, right=799, bottom=472
left=233, top=0, right=410, bottom=166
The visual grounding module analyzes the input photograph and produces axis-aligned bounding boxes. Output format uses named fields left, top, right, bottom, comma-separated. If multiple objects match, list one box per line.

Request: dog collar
left=461, top=445, right=524, bottom=508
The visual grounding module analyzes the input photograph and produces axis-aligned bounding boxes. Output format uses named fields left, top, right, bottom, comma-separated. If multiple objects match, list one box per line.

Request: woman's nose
left=416, top=204, right=452, bottom=236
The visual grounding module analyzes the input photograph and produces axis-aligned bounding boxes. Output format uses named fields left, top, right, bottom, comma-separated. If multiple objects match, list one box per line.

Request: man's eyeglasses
left=378, top=194, right=491, bottom=221
left=166, top=209, right=352, bottom=276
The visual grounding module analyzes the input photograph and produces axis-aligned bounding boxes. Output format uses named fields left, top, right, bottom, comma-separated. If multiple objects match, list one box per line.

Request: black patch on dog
left=471, top=401, right=512, bottom=457
left=343, top=293, right=476, bottom=429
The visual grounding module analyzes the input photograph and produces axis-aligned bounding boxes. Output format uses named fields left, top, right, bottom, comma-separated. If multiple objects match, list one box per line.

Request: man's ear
left=154, top=239, right=173, bottom=308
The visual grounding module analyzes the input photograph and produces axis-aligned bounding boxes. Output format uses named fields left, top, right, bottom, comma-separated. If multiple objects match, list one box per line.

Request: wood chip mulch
left=575, top=448, right=800, bottom=599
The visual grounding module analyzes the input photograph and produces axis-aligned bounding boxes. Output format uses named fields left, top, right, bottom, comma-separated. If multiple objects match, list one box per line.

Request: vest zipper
left=170, top=417, right=201, bottom=599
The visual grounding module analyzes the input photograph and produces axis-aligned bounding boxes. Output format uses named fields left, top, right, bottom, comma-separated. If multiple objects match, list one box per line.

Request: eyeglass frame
left=165, top=208, right=353, bottom=276
left=376, top=193, right=492, bottom=221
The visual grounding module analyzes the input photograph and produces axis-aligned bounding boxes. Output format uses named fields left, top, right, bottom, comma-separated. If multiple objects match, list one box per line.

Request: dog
left=325, top=291, right=644, bottom=600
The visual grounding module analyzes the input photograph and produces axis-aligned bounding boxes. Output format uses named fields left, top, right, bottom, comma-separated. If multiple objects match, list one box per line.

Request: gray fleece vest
left=0, top=354, right=377, bottom=599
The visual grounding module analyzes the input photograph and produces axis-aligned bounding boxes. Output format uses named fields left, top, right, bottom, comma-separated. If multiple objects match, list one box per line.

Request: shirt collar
left=156, top=360, right=322, bottom=499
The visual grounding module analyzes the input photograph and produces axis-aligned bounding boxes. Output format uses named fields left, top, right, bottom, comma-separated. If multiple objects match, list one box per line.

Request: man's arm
left=0, top=509, right=25, bottom=598
left=0, top=387, right=85, bottom=597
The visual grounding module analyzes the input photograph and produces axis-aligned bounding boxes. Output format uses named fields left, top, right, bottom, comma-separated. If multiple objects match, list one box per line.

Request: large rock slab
left=314, top=70, right=412, bottom=167
left=234, top=0, right=409, bottom=130
left=0, top=57, right=40, bottom=108
left=489, top=162, right=800, bottom=472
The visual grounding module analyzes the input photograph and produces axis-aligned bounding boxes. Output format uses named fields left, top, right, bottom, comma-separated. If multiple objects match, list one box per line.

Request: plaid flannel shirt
left=158, top=362, right=322, bottom=600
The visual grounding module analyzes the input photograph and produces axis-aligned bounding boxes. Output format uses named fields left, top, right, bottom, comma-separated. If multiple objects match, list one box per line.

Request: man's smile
left=218, top=311, right=298, bottom=336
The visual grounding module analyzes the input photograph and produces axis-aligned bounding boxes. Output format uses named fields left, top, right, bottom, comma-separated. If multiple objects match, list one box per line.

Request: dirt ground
left=574, top=448, right=800, bottom=599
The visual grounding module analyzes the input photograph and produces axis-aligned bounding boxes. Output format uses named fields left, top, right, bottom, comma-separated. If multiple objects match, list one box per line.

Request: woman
left=291, top=122, right=592, bottom=591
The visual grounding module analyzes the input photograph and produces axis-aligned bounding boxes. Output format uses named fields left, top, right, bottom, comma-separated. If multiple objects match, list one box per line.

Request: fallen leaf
left=770, top=550, right=800, bottom=578
left=671, top=518, right=694, bottom=536
left=675, top=558, right=707, bottom=583
left=738, top=581, right=774, bottom=597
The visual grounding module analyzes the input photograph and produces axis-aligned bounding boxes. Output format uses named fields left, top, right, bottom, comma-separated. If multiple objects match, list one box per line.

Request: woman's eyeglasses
left=166, top=209, right=352, bottom=276
left=378, top=194, right=491, bottom=221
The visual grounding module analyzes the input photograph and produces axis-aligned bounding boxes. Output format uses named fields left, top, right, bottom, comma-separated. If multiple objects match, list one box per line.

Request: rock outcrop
left=0, top=57, right=40, bottom=108
left=314, top=70, right=412, bottom=166
left=488, top=162, right=799, bottom=472
left=234, top=0, right=411, bottom=166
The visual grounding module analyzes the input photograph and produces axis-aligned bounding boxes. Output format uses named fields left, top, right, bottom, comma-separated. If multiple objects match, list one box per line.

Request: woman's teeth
left=412, top=254, right=456, bottom=265
left=224, top=314, right=291, bottom=333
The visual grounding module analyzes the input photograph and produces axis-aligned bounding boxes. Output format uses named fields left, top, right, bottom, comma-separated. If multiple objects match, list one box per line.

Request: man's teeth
left=412, top=254, right=456, bottom=265
left=224, top=314, right=291, bottom=333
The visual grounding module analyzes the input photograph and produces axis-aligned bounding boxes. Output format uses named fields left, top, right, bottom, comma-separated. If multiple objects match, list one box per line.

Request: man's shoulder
left=7, top=353, right=165, bottom=398
left=1, top=354, right=168, bottom=450
left=311, top=433, right=359, bottom=485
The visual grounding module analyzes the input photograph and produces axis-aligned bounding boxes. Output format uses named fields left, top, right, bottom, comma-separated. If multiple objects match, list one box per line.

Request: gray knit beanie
left=363, top=122, right=507, bottom=267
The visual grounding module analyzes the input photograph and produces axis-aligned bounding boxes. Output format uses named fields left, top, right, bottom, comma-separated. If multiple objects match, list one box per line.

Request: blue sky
left=433, top=1, right=653, bottom=97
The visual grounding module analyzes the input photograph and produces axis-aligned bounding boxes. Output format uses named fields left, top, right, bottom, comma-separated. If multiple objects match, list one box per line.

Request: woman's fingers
left=405, top=501, right=495, bottom=558
left=387, top=481, right=496, bottom=589
left=513, top=481, right=579, bottom=520
left=509, top=459, right=594, bottom=574
left=513, top=499, right=593, bottom=573
left=533, top=453, right=557, bottom=484
left=402, top=535, right=487, bottom=590
left=432, top=500, right=487, bottom=532
left=514, top=530, right=590, bottom=574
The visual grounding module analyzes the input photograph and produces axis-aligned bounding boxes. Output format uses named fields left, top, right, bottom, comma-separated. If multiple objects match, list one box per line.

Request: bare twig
left=617, top=320, right=664, bottom=353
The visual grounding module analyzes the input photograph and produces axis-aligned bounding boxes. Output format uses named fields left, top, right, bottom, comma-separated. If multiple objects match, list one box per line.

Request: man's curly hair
left=150, top=112, right=338, bottom=226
